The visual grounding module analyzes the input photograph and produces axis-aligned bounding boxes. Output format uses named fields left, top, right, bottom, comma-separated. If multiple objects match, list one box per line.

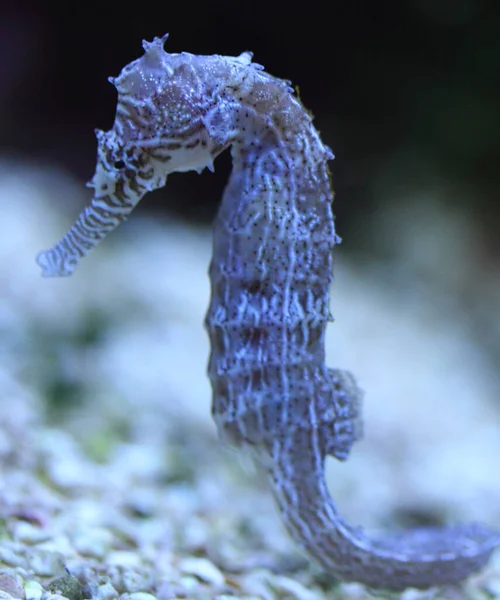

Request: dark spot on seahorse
left=185, top=139, right=200, bottom=149
left=128, top=176, right=143, bottom=195
left=137, top=153, right=150, bottom=167
left=210, top=325, right=225, bottom=353
left=139, top=167, right=155, bottom=180
left=151, top=152, right=172, bottom=164
left=113, top=179, right=125, bottom=198
left=240, top=278, right=269, bottom=295
left=214, top=377, right=229, bottom=399
left=165, top=142, right=182, bottom=151
left=242, top=326, right=269, bottom=350
left=249, top=368, right=266, bottom=389
left=306, top=325, right=322, bottom=350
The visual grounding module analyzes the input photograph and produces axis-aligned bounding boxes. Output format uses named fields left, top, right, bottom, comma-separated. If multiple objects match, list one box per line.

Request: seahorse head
left=36, top=35, right=237, bottom=278
left=91, top=33, right=221, bottom=199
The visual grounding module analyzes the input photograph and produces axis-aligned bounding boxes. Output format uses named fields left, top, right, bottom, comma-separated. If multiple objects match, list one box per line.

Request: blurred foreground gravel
left=0, top=162, right=499, bottom=600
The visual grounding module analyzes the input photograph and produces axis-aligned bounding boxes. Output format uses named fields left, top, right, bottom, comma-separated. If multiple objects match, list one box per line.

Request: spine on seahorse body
left=36, top=35, right=500, bottom=591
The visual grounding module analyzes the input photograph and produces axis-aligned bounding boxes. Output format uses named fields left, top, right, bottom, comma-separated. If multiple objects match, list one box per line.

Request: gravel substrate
left=0, top=163, right=499, bottom=599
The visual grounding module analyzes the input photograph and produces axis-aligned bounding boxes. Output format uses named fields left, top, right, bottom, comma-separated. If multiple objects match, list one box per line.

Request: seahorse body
left=36, top=35, right=500, bottom=590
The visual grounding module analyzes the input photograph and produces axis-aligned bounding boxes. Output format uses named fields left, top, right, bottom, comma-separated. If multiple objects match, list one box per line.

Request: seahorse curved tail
left=269, top=425, right=500, bottom=591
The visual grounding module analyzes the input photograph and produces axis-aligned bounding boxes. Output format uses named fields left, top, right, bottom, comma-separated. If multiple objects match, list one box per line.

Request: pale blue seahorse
left=37, top=35, right=500, bottom=590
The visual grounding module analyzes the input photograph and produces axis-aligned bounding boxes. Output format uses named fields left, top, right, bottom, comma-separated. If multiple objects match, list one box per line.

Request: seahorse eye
left=114, top=160, right=126, bottom=169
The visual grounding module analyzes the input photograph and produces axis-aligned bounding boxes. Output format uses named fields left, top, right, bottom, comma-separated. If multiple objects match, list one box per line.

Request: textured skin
left=36, top=35, right=500, bottom=591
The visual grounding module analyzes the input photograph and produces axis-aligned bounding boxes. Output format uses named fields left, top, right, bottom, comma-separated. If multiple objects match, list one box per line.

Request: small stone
left=154, top=579, right=176, bottom=600
left=106, top=565, right=154, bottom=596
left=216, top=597, right=262, bottom=600
left=42, top=594, right=69, bottom=600
left=12, top=522, right=51, bottom=545
left=94, top=582, right=119, bottom=600
left=176, top=576, right=201, bottom=595
left=72, top=528, right=114, bottom=560
left=24, top=580, right=43, bottom=600
left=27, top=551, right=64, bottom=577
left=47, top=576, right=85, bottom=600
left=177, top=557, right=225, bottom=588
left=106, top=552, right=140, bottom=569
left=127, top=594, right=156, bottom=600
left=0, top=571, right=24, bottom=599
left=121, top=571, right=154, bottom=594
left=58, top=563, right=93, bottom=587
left=125, top=489, right=157, bottom=518
left=268, top=574, right=319, bottom=600
left=0, top=547, right=27, bottom=569
left=239, top=572, right=273, bottom=600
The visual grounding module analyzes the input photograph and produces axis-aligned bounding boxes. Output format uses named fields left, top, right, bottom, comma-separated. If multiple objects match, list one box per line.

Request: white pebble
left=127, top=594, right=157, bottom=600
left=72, top=528, right=114, bottom=559
left=94, top=582, right=119, bottom=600
left=215, top=597, right=263, bottom=600
left=0, top=571, right=24, bottom=599
left=0, top=548, right=27, bottom=569
left=27, top=551, right=64, bottom=577
left=268, top=575, right=319, bottom=600
left=106, top=552, right=140, bottom=569
left=121, top=570, right=154, bottom=594
left=177, top=557, right=224, bottom=588
left=154, top=579, right=176, bottom=600
left=11, top=522, right=51, bottom=545
left=42, top=594, right=68, bottom=600
left=24, top=580, right=43, bottom=600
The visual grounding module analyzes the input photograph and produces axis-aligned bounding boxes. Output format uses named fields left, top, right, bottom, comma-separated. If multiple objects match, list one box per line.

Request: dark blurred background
left=1, top=0, right=499, bottom=248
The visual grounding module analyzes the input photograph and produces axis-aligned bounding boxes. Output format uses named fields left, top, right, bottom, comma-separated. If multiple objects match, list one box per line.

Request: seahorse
left=36, top=34, right=500, bottom=591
